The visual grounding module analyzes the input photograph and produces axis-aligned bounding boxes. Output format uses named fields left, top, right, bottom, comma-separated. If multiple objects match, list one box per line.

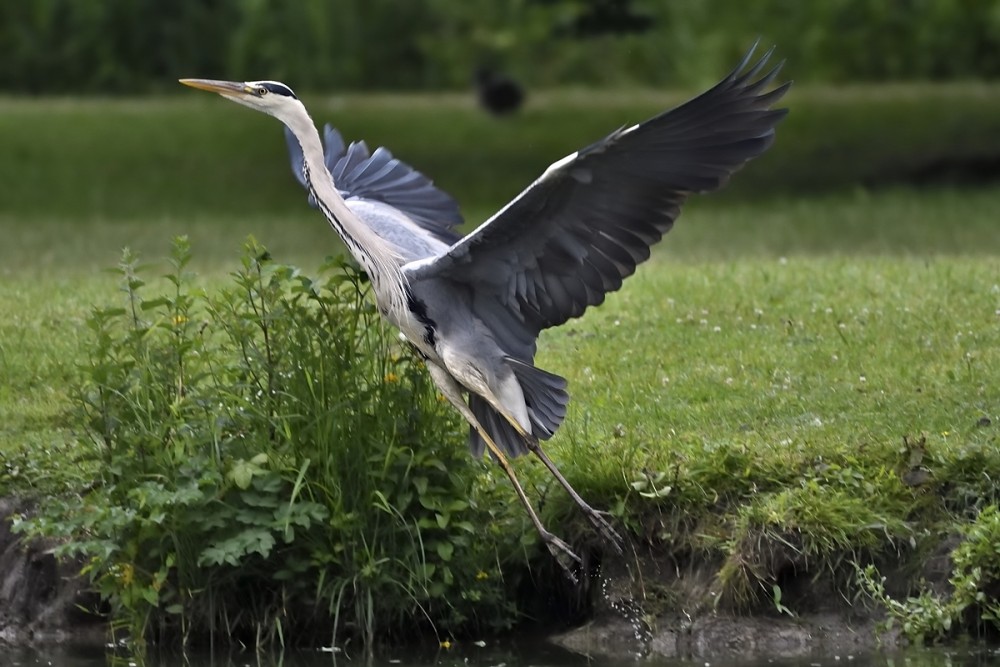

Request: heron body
left=283, top=108, right=538, bottom=443
left=180, top=45, right=790, bottom=576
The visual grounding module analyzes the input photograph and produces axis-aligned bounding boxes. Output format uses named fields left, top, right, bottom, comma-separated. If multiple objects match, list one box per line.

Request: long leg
left=525, top=438, right=624, bottom=554
left=473, top=384, right=625, bottom=554
left=425, top=362, right=582, bottom=580
left=460, top=375, right=624, bottom=555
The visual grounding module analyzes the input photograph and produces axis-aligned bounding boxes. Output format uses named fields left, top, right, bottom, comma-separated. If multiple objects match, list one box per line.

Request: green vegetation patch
left=13, top=239, right=522, bottom=648
left=531, top=253, right=1000, bottom=635
left=5, top=241, right=1000, bottom=647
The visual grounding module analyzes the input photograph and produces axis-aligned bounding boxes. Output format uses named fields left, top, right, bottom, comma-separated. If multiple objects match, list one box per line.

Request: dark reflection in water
left=4, top=642, right=1000, bottom=667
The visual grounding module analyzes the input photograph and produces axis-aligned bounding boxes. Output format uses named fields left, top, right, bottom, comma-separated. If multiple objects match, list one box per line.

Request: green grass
left=4, top=187, right=999, bottom=478
left=529, top=250, right=999, bottom=626
left=5, top=188, right=999, bottom=462
left=5, top=187, right=1000, bottom=277
left=543, top=254, right=998, bottom=499
left=0, top=279, right=103, bottom=458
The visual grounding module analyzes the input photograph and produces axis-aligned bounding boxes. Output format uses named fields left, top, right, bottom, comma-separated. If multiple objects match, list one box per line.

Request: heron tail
left=469, top=395, right=529, bottom=459
left=468, top=360, right=569, bottom=459
left=506, top=357, right=569, bottom=439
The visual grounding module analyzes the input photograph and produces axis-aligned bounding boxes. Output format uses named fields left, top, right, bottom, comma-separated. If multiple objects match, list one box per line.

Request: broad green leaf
left=436, top=541, right=454, bottom=561
left=228, top=459, right=258, bottom=490
left=412, top=476, right=428, bottom=495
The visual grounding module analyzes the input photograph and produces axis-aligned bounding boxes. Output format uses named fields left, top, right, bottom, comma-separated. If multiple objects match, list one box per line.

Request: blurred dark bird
left=180, top=45, right=789, bottom=579
left=474, top=66, right=525, bottom=116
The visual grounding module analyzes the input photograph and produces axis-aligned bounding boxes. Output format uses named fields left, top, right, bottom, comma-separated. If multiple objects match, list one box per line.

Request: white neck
left=282, top=106, right=408, bottom=316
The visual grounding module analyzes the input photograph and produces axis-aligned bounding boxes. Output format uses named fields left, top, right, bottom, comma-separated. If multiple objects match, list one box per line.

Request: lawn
left=5, top=188, right=999, bottom=462
left=2, top=89, right=1000, bottom=645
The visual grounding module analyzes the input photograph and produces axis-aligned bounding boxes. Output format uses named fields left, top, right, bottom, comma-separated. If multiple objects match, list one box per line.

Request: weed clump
left=16, top=237, right=521, bottom=649
left=859, top=505, right=1000, bottom=644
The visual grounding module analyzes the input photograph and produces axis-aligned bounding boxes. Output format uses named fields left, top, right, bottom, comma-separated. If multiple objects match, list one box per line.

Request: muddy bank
left=0, top=499, right=103, bottom=645
left=0, top=499, right=917, bottom=656
left=548, top=549, right=911, bottom=660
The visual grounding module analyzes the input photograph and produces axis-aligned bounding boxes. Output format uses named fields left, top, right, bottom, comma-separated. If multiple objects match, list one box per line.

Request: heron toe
left=542, top=530, right=583, bottom=583
left=584, top=507, right=625, bottom=555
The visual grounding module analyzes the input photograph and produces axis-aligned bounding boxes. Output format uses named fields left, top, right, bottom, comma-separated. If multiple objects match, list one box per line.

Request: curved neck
left=283, top=108, right=407, bottom=314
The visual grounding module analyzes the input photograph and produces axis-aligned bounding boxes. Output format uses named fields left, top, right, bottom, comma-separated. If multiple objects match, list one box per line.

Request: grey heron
left=180, top=45, right=789, bottom=577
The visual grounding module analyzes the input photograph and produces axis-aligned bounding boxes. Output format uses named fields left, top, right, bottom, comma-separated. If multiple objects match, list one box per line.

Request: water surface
left=5, top=643, right=1000, bottom=667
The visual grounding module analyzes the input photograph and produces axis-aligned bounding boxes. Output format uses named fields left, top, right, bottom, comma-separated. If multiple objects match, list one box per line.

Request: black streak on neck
left=406, top=291, right=437, bottom=348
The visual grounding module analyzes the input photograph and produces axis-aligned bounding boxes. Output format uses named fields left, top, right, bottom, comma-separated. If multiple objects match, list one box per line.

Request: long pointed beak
left=178, top=78, right=247, bottom=96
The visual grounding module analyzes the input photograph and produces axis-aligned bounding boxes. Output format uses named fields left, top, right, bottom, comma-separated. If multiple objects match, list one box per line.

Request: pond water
left=4, top=642, right=1000, bottom=667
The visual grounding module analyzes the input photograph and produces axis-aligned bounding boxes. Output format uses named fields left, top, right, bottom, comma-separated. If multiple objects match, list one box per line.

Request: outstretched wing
left=285, top=124, right=464, bottom=244
left=406, top=45, right=789, bottom=357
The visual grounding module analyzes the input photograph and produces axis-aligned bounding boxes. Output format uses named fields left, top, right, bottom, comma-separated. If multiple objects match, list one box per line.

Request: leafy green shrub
left=950, top=505, right=1000, bottom=631
left=15, top=237, right=522, bottom=648
left=859, top=505, right=1000, bottom=644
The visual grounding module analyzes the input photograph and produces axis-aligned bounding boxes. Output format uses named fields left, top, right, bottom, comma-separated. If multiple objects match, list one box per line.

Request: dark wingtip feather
left=727, top=39, right=763, bottom=81
left=737, top=44, right=776, bottom=84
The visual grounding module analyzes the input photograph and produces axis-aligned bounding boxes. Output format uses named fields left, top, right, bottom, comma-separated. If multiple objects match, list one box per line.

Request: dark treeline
left=2, top=0, right=999, bottom=94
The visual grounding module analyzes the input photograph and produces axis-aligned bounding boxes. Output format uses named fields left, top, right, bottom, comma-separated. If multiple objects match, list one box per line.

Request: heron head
left=179, top=79, right=300, bottom=118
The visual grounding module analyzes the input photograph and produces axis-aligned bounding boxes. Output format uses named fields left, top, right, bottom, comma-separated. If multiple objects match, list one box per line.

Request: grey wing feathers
left=284, top=124, right=464, bottom=244
left=408, top=44, right=789, bottom=357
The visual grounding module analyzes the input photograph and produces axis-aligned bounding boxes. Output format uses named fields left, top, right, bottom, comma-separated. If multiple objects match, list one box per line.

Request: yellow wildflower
left=476, top=570, right=489, bottom=580
left=440, top=639, right=452, bottom=649
left=171, top=314, right=188, bottom=326
left=384, top=372, right=399, bottom=384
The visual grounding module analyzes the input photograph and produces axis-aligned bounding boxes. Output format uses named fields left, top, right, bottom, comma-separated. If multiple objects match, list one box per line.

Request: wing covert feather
left=284, top=124, right=464, bottom=244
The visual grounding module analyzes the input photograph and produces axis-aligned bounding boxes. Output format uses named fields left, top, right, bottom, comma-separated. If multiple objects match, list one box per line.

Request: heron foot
left=581, top=505, right=625, bottom=555
left=523, top=438, right=625, bottom=555
left=542, top=530, right=582, bottom=583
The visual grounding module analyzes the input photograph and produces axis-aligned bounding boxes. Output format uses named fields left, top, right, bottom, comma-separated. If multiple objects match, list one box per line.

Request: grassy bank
left=2, top=87, right=1000, bottom=647
left=3, top=188, right=1000, bottom=646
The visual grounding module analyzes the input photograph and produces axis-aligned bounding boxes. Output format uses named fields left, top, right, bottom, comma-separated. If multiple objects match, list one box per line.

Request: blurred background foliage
left=3, top=0, right=1000, bottom=94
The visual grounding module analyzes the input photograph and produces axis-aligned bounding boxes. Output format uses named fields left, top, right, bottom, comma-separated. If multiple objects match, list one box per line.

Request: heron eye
left=257, top=86, right=268, bottom=96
